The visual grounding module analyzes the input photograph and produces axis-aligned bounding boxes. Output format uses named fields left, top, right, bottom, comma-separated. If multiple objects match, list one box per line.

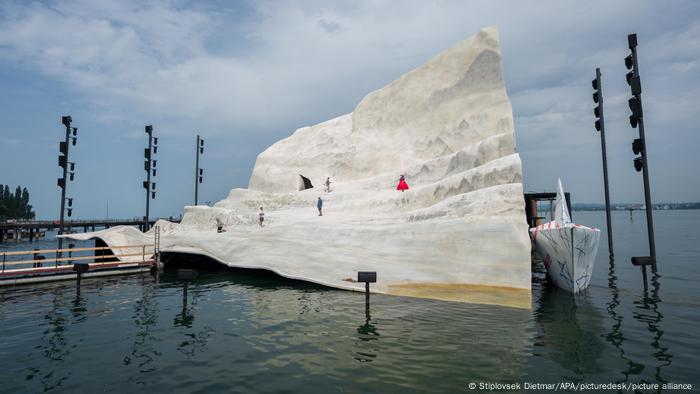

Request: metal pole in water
left=57, top=116, right=72, bottom=256
left=73, top=262, right=89, bottom=296
left=625, top=33, right=657, bottom=272
left=632, top=256, right=652, bottom=290
left=592, top=68, right=614, bottom=259
left=358, top=271, right=377, bottom=314
left=365, top=282, right=370, bottom=311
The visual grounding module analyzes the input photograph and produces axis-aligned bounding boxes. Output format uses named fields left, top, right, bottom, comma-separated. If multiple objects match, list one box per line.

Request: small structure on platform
left=524, top=192, right=572, bottom=228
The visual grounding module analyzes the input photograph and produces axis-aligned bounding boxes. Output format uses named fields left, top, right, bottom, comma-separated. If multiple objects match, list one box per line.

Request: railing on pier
left=1, top=244, right=155, bottom=274
left=0, top=218, right=180, bottom=227
left=0, top=218, right=181, bottom=242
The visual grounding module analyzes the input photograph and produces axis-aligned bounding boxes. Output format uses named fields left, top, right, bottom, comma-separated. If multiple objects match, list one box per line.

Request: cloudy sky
left=1, top=0, right=698, bottom=220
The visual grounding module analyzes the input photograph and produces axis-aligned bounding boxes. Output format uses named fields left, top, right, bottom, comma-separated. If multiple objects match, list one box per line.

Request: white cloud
left=0, top=0, right=698, bottom=202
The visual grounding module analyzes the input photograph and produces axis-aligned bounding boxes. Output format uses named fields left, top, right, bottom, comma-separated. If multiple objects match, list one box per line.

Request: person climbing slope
left=259, top=207, right=265, bottom=227
left=317, top=197, right=323, bottom=216
left=396, top=175, right=409, bottom=192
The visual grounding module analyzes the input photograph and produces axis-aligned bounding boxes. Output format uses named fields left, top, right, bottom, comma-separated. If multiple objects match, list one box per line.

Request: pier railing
left=1, top=244, right=155, bottom=274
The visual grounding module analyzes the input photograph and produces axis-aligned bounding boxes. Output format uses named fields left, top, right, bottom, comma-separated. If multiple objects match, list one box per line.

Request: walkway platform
left=0, top=244, right=157, bottom=287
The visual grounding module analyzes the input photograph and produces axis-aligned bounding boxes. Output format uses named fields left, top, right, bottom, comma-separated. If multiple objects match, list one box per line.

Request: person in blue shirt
left=317, top=197, right=323, bottom=216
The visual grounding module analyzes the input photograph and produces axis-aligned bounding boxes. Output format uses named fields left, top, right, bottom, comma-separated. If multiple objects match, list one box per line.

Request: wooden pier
left=0, top=227, right=46, bottom=241
left=0, top=218, right=179, bottom=242
left=0, top=243, right=157, bottom=286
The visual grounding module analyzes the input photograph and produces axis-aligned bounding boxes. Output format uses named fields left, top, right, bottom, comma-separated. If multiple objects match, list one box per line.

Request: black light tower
left=194, top=135, right=204, bottom=205
left=143, top=125, right=158, bottom=231
left=57, top=116, right=78, bottom=256
left=592, top=68, right=614, bottom=259
left=626, top=33, right=657, bottom=275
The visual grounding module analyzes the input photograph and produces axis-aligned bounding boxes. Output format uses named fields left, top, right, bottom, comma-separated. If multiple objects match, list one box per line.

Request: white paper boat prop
left=530, top=179, right=601, bottom=293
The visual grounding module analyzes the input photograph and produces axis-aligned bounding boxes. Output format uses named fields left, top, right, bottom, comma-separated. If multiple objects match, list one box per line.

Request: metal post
left=630, top=36, right=657, bottom=271
left=58, top=117, right=71, bottom=256
left=365, top=282, right=370, bottom=311
left=73, top=262, right=89, bottom=295
left=595, top=68, right=614, bottom=258
left=195, top=134, right=200, bottom=205
left=358, top=271, right=376, bottom=314
left=145, top=127, right=152, bottom=231
left=632, top=256, right=652, bottom=290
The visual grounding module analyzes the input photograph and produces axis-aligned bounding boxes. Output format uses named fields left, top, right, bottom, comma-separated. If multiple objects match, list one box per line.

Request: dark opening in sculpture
left=299, top=175, right=313, bottom=190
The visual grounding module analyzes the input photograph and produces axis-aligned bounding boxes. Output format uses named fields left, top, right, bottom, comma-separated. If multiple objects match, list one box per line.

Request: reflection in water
left=72, top=291, right=87, bottom=319
left=34, top=288, right=71, bottom=391
left=355, top=307, right=380, bottom=362
left=2, top=211, right=698, bottom=392
left=124, top=275, right=159, bottom=373
left=173, top=279, right=214, bottom=357
left=176, top=327, right=215, bottom=358
left=19, top=282, right=89, bottom=392
left=43, top=289, right=69, bottom=361
left=174, top=281, right=195, bottom=328
left=633, top=274, right=672, bottom=385
left=243, top=282, right=532, bottom=391
left=604, top=258, right=673, bottom=386
left=603, top=257, right=644, bottom=383
left=535, top=286, right=605, bottom=376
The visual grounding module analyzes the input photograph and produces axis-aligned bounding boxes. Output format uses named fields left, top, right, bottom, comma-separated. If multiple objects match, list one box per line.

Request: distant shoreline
left=572, top=203, right=700, bottom=211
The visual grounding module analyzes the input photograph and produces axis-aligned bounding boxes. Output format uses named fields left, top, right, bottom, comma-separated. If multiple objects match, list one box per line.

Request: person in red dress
left=396, top=175, right=409, bottom=192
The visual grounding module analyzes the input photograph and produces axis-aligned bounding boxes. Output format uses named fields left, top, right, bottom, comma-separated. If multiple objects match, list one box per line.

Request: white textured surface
left=529, top=181, right=600, bottom=293
left=530, top=223, right=601, bottom=294
left=64, top=26, right=532, bottom=305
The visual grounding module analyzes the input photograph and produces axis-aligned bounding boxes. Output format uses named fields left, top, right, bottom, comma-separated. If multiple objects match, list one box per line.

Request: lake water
left=1, top=210, right=698, bottom=393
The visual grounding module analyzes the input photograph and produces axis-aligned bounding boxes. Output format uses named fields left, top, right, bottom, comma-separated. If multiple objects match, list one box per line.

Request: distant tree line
left=0, top=184, right=36, bottom=220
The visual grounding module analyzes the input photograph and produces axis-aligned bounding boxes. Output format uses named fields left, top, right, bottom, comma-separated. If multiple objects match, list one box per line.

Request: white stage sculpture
left=64, top=26, right=532, bottom=308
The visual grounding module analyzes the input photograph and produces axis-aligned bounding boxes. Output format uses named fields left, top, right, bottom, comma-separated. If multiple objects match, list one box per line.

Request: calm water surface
left=1, top=211, right=698, bottom=393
